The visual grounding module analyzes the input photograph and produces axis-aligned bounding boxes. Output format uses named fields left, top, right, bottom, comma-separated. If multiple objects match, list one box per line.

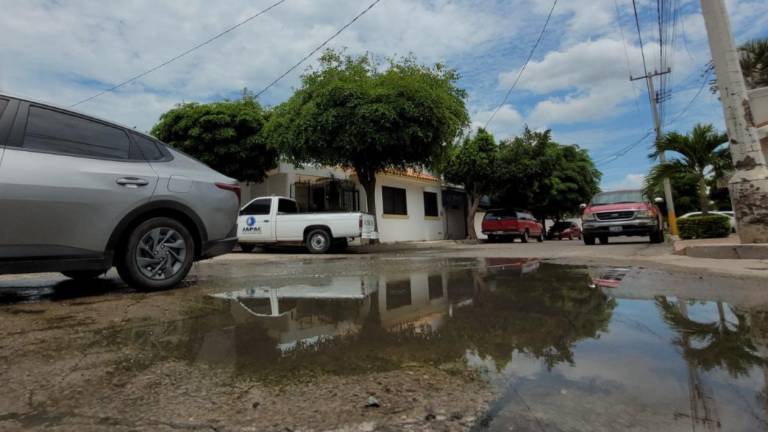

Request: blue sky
left=1, top=0, right=766, bottom=189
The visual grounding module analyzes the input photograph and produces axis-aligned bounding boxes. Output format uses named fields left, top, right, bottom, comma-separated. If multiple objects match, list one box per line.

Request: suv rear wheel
left=117, top=217, right=195, bottom=291
left=521, top=230, right=530, bottom=243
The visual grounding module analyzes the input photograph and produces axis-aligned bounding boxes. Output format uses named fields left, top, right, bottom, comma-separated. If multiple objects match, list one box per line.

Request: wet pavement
left=0, top=256, right=767, bottom=431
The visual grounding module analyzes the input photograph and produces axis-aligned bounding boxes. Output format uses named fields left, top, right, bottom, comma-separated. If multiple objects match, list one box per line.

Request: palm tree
left=740, top=38, right=768, bottom=89
left=646, top=124, right=729, bottom=214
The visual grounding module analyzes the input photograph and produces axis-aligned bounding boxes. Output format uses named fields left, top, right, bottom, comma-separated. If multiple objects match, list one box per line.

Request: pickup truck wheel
left=583, top=235, right=595, bottom=245
left=649, top=229, right=664, bottom=244
left=521, top=230, right=529, bottom=243
left=599, top=236, right=609, bottom=245
left=239, top=243, right=255, bottom=253
left=117, top=217, right=194, bottom=291
left=306, top=229, right=331, bottom=254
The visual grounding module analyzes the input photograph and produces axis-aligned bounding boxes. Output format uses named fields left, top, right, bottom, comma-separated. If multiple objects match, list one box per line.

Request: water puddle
left=97, top=258, right=768, bottom=430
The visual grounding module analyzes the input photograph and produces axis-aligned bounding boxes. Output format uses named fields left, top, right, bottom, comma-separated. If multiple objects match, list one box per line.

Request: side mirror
left=579, top=203, right=587, bottom=210
left=654, top=197, right=664, bottom=204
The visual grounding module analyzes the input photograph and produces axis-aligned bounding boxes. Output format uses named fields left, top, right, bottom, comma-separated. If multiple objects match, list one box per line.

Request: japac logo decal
left=242, top=216, right=261, bottom=233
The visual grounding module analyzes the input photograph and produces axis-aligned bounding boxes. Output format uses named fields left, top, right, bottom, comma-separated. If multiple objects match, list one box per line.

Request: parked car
left=0, top=93, right=240, bottom=290
left=679, top=211, right=736, bottom=232
left=580, top=189, right=664, bottom=245
left=547, top=221, right=582, bottom=240
left=481, top=209, right=544, bottom=243
left=237, top=196, right=377, bottom=253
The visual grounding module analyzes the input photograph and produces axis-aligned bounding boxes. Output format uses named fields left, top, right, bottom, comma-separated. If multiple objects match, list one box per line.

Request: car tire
left=521, top=230, right=530, bottom=243
left=61, top=270, right=105, bottom=280
left=567, top=234, right=572, bottom=240
left=599, top=236, right=609, bottom=245
left=117, top=217, right=195, bottom=291
left=583, top=235, right=595, bottom=245
left=537, top=232, right=544, bottom=242
left=650, top=229, right=664, bottom=244
left=239, top=243, right=256, bottom=253
left=306, top=229, right=331, bottom=254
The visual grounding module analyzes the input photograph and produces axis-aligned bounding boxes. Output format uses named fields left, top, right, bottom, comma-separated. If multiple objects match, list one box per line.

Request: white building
left=240, top=162, right=448, bottom=243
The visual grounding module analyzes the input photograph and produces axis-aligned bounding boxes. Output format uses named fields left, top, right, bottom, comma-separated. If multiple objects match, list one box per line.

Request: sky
left=1, top=0, right=767, bottom=190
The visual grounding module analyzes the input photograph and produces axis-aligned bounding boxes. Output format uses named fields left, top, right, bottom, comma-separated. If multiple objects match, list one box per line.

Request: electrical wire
left=613, top=0, right=644, bottom=117
left=483, top=0, right=558, bottom=129
left=69, top=0, right=288, bottom=108
left=252, top=0, right=382, bottom=98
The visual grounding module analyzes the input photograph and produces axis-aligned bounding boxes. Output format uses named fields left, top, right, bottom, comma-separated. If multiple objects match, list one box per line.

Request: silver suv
left=0, top=94, right=240, bottom=290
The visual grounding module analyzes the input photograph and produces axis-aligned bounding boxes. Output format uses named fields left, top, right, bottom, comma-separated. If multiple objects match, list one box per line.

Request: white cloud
left=603, top=173, right=646, bottom=191
left=0, top=0, right=508, bottom=130
left=471, top=105, right=525, bottom=140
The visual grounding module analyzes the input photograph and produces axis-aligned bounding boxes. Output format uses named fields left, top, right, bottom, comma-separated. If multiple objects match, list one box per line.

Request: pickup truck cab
left=237, top=196, right=377, bottom=253
left=481, top=209, right=544, bottom=243
left=581, top=190, right=664, bottom=245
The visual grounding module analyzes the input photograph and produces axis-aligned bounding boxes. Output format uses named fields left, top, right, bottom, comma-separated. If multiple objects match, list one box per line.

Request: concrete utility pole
left=701, top=0, right=768, bottom=243
left=632, top=69, right=679, bottom=236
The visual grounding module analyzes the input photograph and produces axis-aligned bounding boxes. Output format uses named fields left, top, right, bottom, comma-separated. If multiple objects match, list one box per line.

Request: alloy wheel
left=135, top=227, right=187, bottom=280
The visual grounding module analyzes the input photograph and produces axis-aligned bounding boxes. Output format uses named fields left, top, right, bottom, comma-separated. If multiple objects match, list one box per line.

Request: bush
left=678, top=214, right=731, bottom=239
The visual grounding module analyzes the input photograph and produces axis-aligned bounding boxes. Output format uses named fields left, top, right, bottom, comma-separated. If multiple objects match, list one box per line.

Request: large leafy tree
left=494, top=127, right=600, bottom=221
left=265, top=50, right=469, bottom=231
left=646, top=123, right=729, bottom=214
left=441, top=128, right=498, bottom=240
left=151, top=94, right=278, bottom=182
left=643, top=171, right=701, bottom=215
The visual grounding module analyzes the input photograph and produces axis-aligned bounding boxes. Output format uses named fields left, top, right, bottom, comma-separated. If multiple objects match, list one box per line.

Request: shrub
left=678, top=214, right=731, bottom=239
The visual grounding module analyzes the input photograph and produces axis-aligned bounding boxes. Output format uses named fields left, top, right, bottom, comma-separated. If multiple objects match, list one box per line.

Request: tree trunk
left=466, top=191, right=481, bottom=241
left=698, top=174, right=710, bottom=214
left=357, top=168, right=379, bottom=243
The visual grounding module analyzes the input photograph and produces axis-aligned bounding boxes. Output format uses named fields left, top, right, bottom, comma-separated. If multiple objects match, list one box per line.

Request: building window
left=428, top=274, right=443, bottom=300
left=423, top=191, right=438, bottom=217
left=382, top=186, right=407, bottom=215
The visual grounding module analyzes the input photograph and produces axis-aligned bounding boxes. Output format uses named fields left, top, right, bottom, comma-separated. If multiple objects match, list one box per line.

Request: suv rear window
left=23, top=106, right=131, bottom=159
left=485, top=210, right=517, bottom=220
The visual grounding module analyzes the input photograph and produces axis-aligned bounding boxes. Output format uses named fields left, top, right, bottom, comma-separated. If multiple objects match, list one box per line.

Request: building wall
left=367, top=174, right=445, bottom=243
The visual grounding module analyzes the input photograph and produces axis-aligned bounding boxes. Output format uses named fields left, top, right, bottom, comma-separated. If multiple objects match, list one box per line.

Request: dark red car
left=547, top=221, right=582, bottom=240
left=482, top=210, right=544, bottom=243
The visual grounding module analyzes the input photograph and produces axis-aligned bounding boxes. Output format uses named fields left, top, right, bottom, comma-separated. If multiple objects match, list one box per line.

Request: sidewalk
left=673, top=234, right=768, bottom=259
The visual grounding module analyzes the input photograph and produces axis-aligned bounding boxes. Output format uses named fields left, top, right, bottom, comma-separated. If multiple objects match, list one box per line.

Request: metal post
left=701, top=0, right=768, bottom=243
left=632, top=69, right=679, bottom=236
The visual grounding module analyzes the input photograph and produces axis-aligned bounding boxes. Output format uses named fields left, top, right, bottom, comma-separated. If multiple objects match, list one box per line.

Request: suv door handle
left=116, top=177, right=149, bottom=187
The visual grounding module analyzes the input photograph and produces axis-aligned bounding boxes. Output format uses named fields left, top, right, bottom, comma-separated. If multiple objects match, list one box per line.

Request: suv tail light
left=215, top=182, right=241, bottom=205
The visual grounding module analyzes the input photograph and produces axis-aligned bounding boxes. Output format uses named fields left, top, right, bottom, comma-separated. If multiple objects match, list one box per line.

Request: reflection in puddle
left=101, top=258, right=768, bottom=430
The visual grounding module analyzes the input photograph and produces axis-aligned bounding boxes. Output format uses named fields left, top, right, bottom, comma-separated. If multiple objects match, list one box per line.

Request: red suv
left=482, top=210, right=544, bottom=243
left=581, top=190, right=664, bottom=245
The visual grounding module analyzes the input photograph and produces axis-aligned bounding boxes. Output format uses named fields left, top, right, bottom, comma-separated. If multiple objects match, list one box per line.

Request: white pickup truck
left=237, top=196, right=377, bottom=253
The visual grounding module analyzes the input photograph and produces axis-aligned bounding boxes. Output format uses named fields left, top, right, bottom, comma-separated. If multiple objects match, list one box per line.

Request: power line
left=69, top=0, right=287, bottom=108
left=631, top=0, right=651, bottom=82
left=483, top=0, right=558, bottom=129
left=665, top=65, right=713, bottom=126
left=253, top=0, right=382, bottom=98
left=613, top=0, right=644, bottom=116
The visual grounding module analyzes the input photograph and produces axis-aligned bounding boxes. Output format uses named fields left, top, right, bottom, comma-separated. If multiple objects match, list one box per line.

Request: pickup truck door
left=238, top=198, right=275, bottom=242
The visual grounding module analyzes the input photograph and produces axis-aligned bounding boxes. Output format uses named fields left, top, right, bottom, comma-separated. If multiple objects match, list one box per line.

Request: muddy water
left=2, top=257, right=767, bottom=431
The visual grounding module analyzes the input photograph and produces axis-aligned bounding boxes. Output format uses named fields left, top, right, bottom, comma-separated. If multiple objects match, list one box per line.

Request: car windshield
left=591, top=191, right=645, bottom=205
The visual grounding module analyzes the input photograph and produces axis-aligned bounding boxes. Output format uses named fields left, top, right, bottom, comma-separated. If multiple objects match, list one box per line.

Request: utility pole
left=632, top=68, right=679, bottom=236
left=700, top=0, right=768, bottom=243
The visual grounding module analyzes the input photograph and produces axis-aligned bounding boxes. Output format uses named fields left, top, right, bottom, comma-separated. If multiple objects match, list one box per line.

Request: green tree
left=646, top=123, right=729, bottom=214
left=740, top=38, right=768, bottom=89
left=643, top=171, right=701, bottom=215
left=265, top=50, right=469, bottom=231
left=494, top=127, right=600, bottom=221
left=441, top=128, right=499, bottom=240
left=151, top=94, right=277, bottom=182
